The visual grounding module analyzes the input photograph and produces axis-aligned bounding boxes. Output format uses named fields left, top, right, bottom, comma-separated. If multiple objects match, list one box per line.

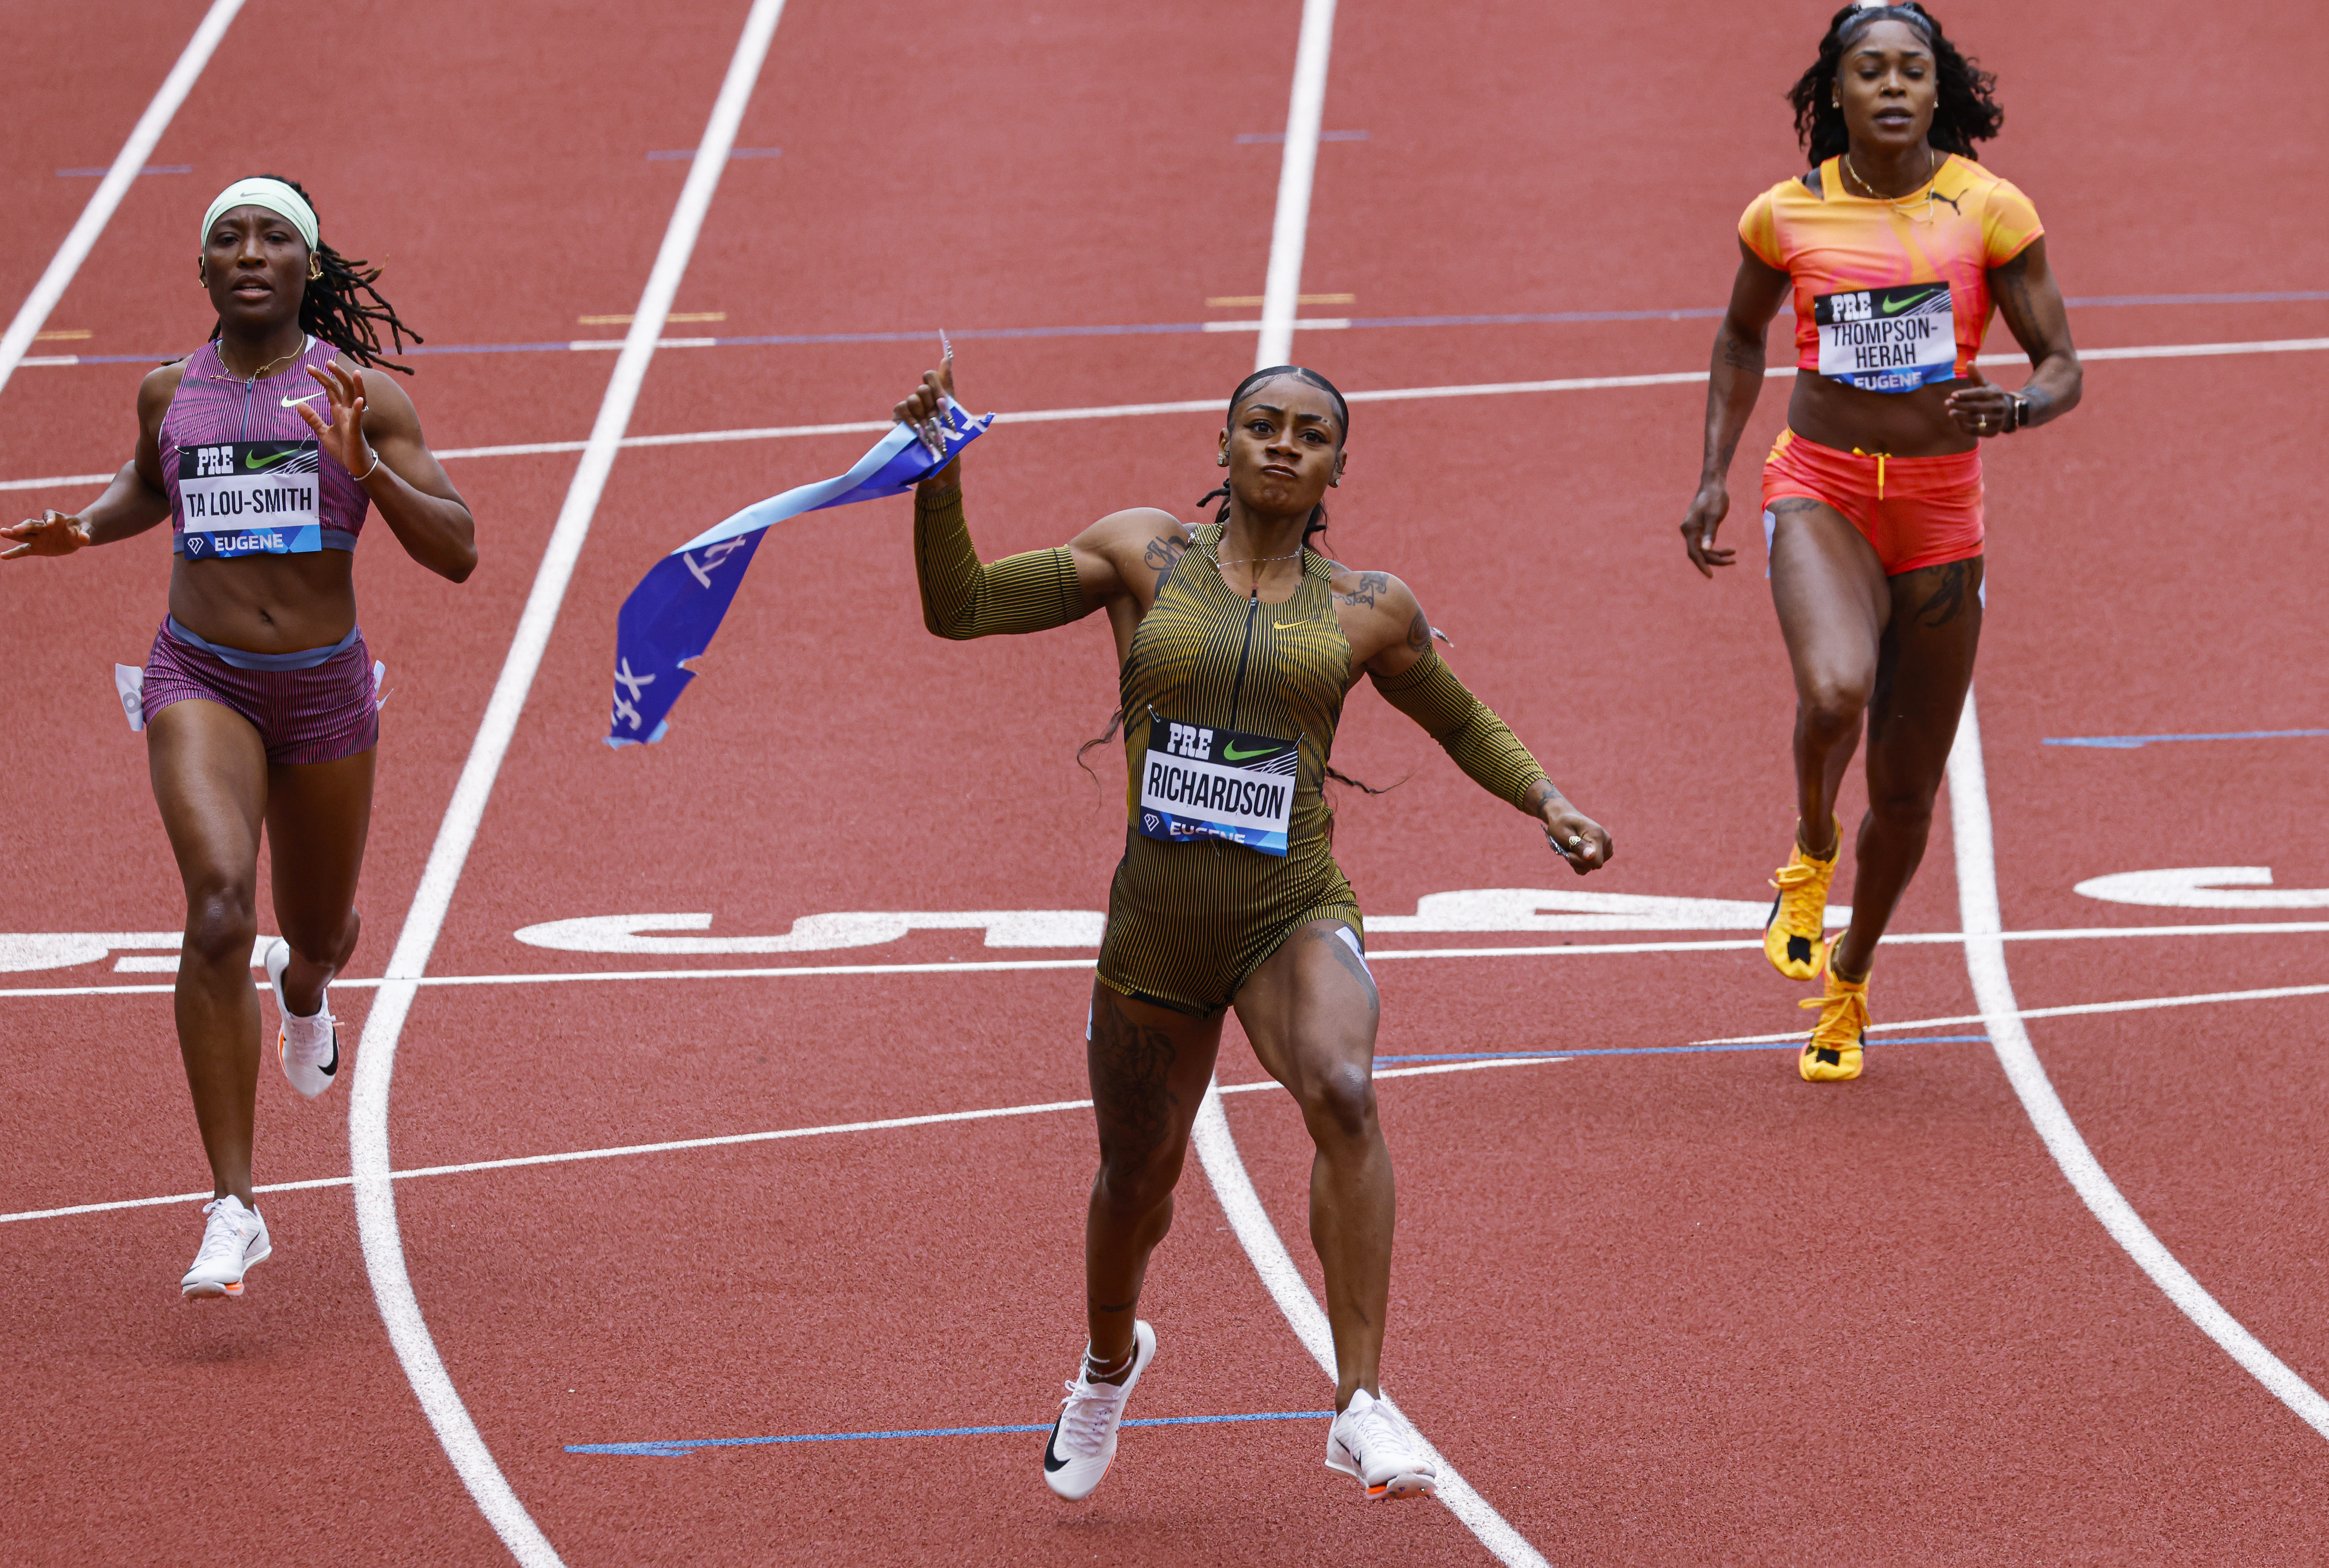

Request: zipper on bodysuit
left=1226, top=584, right=1258, bottom=731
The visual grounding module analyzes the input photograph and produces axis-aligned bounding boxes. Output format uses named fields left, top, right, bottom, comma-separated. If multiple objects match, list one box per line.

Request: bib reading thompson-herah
left=1139, top=718, right=1298, bottom=857
left=177, top=439, right=325, bottom=557
left=1813, top=282, right=1956, bottom=393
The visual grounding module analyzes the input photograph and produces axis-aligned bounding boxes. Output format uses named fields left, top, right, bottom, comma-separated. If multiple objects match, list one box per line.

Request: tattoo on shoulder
left=1405, top=609, right=1431, bottom=653
left=1141, top=533, right=1186, bottom=593
left=1337, top=570, right=1392, bottom=609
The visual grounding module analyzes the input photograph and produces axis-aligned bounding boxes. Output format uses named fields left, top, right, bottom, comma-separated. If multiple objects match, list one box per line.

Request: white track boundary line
left=1694, top=979, right=2329, bottom=1045
left=7, top=335, right=2324, bottom=490
left=1948, top=689, right=2329, bottom=1439
left=8, top=922, right=2327, bottom=999
left=1194, top=1083, right=1551, bottom=1566
left=0, top=0, right=246, bottom=402
left=1204, top=4, right=1544, bottom=1559
left=1255, top=0, right=1337, bottom=369
left=0, top=1058, right=1558, bottom=1226
left=349, top=5, right=791, bottom=1563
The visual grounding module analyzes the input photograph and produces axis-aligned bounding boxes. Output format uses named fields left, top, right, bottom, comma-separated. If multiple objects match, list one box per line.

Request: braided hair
left=1788, top=3, right=2003, bottom=166
left=1194, top=364, right=1350, bottom=551
left=207, top=174, right=423, bottom=374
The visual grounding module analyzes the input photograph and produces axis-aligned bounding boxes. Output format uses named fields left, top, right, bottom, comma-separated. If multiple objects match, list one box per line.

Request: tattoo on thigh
left=1767, top=497, right=1823, bottom=517
left=1917, top=561, right=1969, bottom=628
left=1089, top=990, right=1178, bottom=1155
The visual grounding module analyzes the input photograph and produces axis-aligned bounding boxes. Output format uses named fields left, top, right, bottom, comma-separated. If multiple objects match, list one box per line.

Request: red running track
left=5, top=0, right=2329, bottom=1562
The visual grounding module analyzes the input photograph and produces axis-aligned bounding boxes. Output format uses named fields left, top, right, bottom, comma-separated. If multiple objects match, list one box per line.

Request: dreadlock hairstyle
left=1193, top=364, right=1351, bottom=552
left=1788, top=3, right=2003, bottom=166
left=206, top=174, right=423, bottom=374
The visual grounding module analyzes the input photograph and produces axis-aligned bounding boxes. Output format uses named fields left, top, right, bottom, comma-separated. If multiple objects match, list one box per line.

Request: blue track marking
left=1375, top=1037, right=1990, bottom=1064
left=44, top=290, right=2321, bottom=367
left=2044, top=728, right=2329, bottom=750
left=1236, top=129, right=1368, bottom=142
left=569, top=1410, right=1335, bottom=1457
left=646, top=146, right=781, bottom=160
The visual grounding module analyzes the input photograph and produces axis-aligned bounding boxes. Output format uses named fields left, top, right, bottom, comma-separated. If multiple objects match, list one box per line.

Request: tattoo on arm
left=1916, top=560, right=1971, bottom=628
left=1719, top=333, right=1763, bottom=371
left=1521, top=778, right=1559, bottom=815
left=1140, top=534, right=1186, bottom=597
left=1405, top=609, right=1432, bottom=653
left=1088, top=989, right=1178, bottom=1159
left=1337, top=570, right=1391, bottom=609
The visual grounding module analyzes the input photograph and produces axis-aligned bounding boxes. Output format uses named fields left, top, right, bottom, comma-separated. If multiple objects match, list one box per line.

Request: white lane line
left=6, top=921, right=2327, bottom=999
left=1255, top=0, right=1337, bottom=369
left=1949, top=690, right=2329, bottom=1440
left=1694, top=979, right=2329, bottom=1046
left=8, top=335, right=2325, bottom=491
left=0, top=1057, right=1560, bottom=1227
left=0, top=0, right=246, bottom=402
left=348, top=6, right=792, bottom=1564
left=1194, top=1082, right=1550, bottom=1567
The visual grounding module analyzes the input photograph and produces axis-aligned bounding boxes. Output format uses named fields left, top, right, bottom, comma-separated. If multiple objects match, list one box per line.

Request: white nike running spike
left=1324, top=1388, right=1439, bottom=1500
left=265, top=937, right=340, bottom=1098
left=181, top=1195, right=271, bottom=1299
left=1042, top=1320, right=1157, bottom=1501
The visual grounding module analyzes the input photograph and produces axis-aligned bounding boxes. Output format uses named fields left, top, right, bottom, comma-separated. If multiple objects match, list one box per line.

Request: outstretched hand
left=1, top=510, right=92, bottom=560
left=295, top=359, right=376, bottom=477
left=1680, top=481, right=1736, bottom=577
left=891, top=341, right=959, bottom=461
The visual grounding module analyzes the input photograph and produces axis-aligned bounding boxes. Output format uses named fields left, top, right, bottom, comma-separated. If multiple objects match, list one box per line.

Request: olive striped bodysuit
left=1098, top=526, right=1361, bottom=1014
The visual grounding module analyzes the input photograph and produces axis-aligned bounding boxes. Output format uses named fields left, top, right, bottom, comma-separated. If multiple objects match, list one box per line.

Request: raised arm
left=1680, top=240, right=1794, bottom=577
left=894, top=357, right=1186, bottom=646
left=1942, top=236, right=2082, bottom=438
left=1, top=365, right=181, bottom=559
left=297, top=359, right=476, bottom=582
left=1342, top=571, right=1613, bottom=874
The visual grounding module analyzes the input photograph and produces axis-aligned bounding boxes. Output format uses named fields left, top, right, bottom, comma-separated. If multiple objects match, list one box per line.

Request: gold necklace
left=1844, top=145, right=1938, bottom=207
left=212, top=342, right=301, bottom=383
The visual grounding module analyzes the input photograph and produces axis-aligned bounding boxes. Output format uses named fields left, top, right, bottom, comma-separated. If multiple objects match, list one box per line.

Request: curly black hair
left=206, top=174, right=423, bottom=374
left=1788, top=3, right=2003, bottom=165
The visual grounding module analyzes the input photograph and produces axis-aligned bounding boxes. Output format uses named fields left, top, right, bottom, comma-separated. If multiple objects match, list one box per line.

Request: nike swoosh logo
left=1043, top=1417, right=1070, bottom=1472
left=1273, top=620, right=1314, bottom=630
left=1221, top=743, right=1280, bottom=762
left=321, top=1030, right=339, bottom=1078
left=1881, top=289, right=1945, bottom=315
left=279, top=393, right=322, bottom=408
left=244, top=449, right=299, bottom=470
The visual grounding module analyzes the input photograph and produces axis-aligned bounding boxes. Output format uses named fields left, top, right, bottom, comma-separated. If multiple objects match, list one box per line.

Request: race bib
left=1814, top=282, right=1957, bottom=393
left=1137, top=719, right=1297, bottom=857
left=177, top=439, right=324, bottom=556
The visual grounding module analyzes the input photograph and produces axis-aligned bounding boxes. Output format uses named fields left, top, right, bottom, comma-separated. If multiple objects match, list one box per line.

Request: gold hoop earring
left=307, top=256, right=322, bottom=281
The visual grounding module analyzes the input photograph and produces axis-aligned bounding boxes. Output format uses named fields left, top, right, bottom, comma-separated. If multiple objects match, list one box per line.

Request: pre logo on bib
left=177, top=440, right=324, bottom=556
left=1814, top=283, right=1955, bottom=393
left=1138, top=718, right=1297, bottom=857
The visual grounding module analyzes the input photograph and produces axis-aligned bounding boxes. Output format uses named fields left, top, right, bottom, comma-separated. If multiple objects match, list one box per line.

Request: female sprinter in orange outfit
left=1679, top=2, right=2080, bottom=1080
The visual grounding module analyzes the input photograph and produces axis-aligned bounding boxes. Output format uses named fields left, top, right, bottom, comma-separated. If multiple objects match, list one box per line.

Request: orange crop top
left=1738, top=153, right=2043, bottom=393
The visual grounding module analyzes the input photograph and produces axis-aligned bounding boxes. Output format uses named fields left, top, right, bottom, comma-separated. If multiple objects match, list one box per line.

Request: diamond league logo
left=185, top=533, right=205, bottom=555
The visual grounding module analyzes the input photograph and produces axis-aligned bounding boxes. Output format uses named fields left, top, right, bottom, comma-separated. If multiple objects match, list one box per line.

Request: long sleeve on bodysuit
left=1369, top=649, right=1550, bottom=810
left=913, top=479, right=1085, bottom=639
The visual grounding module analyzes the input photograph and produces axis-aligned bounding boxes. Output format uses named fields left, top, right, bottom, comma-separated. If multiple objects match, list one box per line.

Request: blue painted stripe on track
left=1375, top=1036, right=1990, bottom=1064
left=568, top=1410, right=1335, bottom=1457
left=2044, top=728, right=2329, bottom=749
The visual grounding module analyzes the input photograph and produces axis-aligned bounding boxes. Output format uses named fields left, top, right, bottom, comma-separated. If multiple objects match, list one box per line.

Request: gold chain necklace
left=1843, top=145, right=1939, bottom=208
left=211, top=342, right=301, bottom=383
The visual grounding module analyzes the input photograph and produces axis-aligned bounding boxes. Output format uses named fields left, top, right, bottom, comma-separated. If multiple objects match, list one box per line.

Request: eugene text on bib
left=178, top=439, right=324, bottom=557
left=1813, top=282, right=1956, bottom=393
left=1138, top=718, right=1297, bottom=857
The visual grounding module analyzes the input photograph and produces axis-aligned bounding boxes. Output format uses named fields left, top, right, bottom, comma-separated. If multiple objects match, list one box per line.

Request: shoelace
left=1800, top=982, right=1870, bottom=1042
left=286, top=1009, right=337, bottom=1065
left=1769, top=862, right=1827, bottom=937
left=1055, top=1377, right=1128, bottom=1457
left=193, top=1199, right=249, bottom=1264
left=1338, top=1400, right=1411, bottom=1467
